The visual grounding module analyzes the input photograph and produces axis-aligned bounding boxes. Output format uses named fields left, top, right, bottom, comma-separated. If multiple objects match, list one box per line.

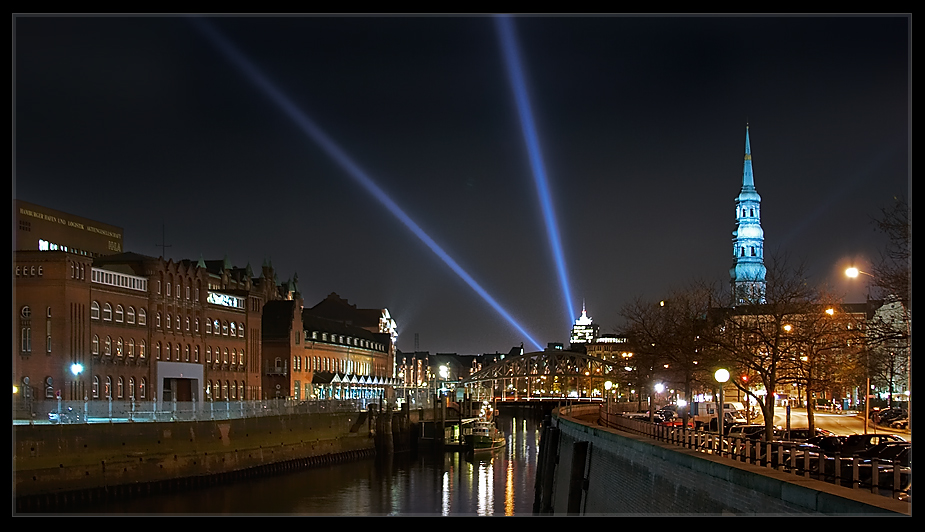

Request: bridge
left=459, top=350, right=627, bottom=400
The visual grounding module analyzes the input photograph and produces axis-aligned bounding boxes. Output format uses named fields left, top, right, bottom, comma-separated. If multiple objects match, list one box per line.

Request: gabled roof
left=307, top=292, right=382, bottom=328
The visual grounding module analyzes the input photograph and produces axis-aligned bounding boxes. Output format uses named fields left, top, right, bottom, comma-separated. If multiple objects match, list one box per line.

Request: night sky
left=14, top=15, right=910, bottom=355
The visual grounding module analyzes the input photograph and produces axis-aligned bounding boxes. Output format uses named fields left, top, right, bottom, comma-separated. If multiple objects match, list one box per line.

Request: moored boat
left=464, top=420, right=506, bottom=452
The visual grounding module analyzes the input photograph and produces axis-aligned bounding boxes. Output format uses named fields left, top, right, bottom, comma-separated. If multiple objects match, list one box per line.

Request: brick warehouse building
left=15, top=249, right=279, bottom=404
left=14, top=201, right=398, bottom=406
left=262, top=291, right=396, bottom=401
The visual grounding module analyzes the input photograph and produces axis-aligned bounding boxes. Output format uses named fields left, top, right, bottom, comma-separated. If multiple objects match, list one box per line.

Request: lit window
left=92, top=376, right=100, bottom=399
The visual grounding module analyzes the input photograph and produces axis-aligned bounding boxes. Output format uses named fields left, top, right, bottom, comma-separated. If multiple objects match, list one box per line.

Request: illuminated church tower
left=730, top=126, right=767, bottom=305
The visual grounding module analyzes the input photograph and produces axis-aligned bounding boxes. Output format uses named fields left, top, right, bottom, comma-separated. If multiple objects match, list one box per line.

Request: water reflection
left=76, top=412, right=541, bottom=515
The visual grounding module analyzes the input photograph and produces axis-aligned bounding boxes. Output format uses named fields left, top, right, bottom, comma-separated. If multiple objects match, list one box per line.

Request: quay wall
left=15, top=408, right=417, bottom=511
left=536, top=405, right=909, bottom=516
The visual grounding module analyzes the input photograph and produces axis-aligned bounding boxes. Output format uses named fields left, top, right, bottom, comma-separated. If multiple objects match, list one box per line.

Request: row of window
left=16, top=265, right=44, bottom=277
left=306, top=330, right=384, bottom=351
left=92, top=375, right=147, bottom=400
left=92, top=267, right=147, bottom=292
left=208, top=379, right=244, bottom=400
left=92, top=335, right=146, bottom=358
left=289, top=355, right=368, bottom=375
left=154, top=313, right=245, bottom=338
left=91, top=301, right=147, bottom=325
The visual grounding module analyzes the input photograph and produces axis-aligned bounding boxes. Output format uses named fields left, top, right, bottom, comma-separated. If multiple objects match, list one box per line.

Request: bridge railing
left=585, top=405, right=910, bottom=502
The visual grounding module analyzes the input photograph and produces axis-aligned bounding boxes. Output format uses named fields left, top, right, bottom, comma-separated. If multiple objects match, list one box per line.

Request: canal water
left=78, top=412, right=542, bottom=516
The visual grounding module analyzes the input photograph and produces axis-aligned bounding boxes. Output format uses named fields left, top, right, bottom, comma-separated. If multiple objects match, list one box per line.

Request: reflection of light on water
left=505, top=457, right=514, bottom=516
left=442, top=471, right=450, bottom=516
left=477, top=460, right=494, bottom=515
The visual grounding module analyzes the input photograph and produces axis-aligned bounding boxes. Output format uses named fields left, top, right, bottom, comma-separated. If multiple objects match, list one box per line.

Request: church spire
left=730, top=125, right=767, bottom=305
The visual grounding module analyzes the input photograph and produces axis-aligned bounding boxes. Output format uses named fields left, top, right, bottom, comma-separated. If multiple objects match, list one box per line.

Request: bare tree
left=620, top=281, right=720, bottom=424
left=709, top=258, right=825, bottom=441
left=781, top=299, right=865, bottom=431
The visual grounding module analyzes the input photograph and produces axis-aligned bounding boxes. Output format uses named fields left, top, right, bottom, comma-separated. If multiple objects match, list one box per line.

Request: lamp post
left=715, top=369, right=730, bottom=440
left=604, top=380, right=613, bottom=416
left=846, top=266, right=912, bottom=434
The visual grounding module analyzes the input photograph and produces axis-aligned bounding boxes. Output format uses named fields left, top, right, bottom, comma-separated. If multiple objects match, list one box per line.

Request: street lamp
left=715, top=369, right=730, bottom=439
left=845, top=266, right=912, bottom=434
left=604, top=380, right=613, bottom=415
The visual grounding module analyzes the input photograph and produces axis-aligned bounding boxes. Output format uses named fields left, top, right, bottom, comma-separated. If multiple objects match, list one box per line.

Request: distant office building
left=15, top=199, right=124, bottom=257
left=569, top=301, right=599, bottom=345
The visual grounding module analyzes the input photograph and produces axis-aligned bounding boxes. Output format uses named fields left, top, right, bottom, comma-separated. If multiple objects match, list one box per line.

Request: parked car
left=775, top=427, right=836, bottom=442
left=727, top=424, right=767, bottom=440
left=48, top=406, right=83, bottom=424
left=838, top=434, right=906, bottom=456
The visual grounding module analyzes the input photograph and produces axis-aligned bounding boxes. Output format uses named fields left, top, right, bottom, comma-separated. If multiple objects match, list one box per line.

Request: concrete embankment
left=533, top=405, right=910, bottom=516
left=15, top=408, right=417, bottom=512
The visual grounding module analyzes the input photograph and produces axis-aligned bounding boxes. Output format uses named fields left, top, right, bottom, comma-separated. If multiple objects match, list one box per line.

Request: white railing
left=14, top=397, right=393, bottom=424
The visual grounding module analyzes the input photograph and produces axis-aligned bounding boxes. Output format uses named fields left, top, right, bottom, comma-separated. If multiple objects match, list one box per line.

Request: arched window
left=139, top=340, right=146, bottom=359
left=174, top=344, right=180, bottom=360
left=156, top=342, right=162, bottom=360
left=116, top=337, right=124, bottom=357
left=138, top=308, right=146, bottom=326
left=223, top=348, right=229, bottom=364
left=115, top=305, right=124, bottom=323
left=165, top=343, right=171, bottom=361
left=206, top=318, right=212, bottom=334
left=222, top=321, right=229, bottom=336
left=185, top=344, right=190, bottom=362
left=128, top=338, right=135, bottom=358
left=156, top=312, right=162, bottom=328
left=139, top=378, right=146, bottom=399
left=166, top=314, right=171, bottom=329
left=207, top=346, right=212, bottom=363
left=105, top=376, right=112, bottom=399
left=92, top=376, right=100, bottom=399
left=194, top=345, right=200, bottom=363
left=230, top=322, right=236, bottom=337
left=104, top=336, right=112, bottom=356
left=129, top=377, right=135, bottom=399
left=91, top=301, right=100, bottom=320
left=186, top=317, right=190, bottom=331
left=103, top=303, right=112, bottom=321
left=195, top=318, right=200, bottom=333
left=117, top=377, right=124, bottom=399
left=127, top=306, right=136, bottom=324
left=91, top=335, right=100, bottom=354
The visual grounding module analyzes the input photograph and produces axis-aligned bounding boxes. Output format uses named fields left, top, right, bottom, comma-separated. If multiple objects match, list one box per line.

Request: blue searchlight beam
left=494, top=15, right=577, bottom=327
left=192, top=18, right=544, bottom=352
